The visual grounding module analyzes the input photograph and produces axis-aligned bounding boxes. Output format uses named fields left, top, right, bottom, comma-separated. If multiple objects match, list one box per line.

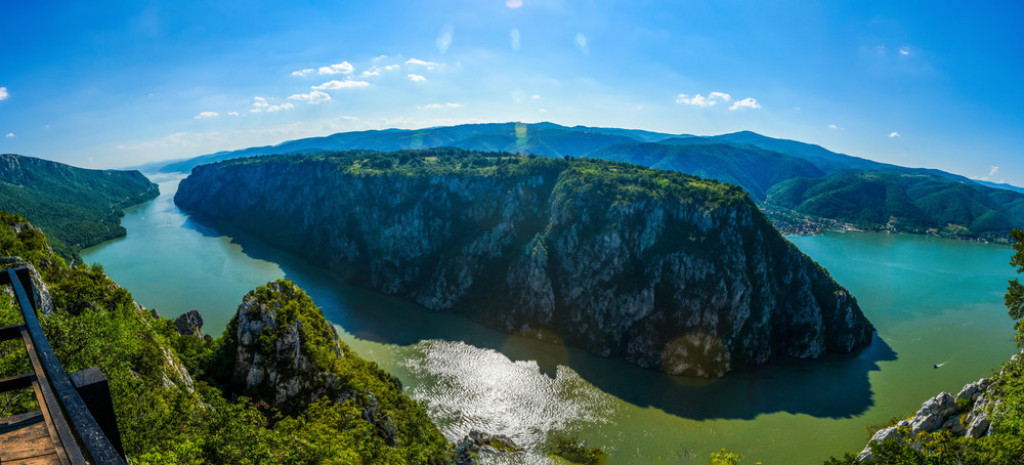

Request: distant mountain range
left=151, top=122, right=1024, bottom=240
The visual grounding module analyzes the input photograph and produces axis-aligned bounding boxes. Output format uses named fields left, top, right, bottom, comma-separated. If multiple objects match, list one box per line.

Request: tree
left=1006, top=229, right=1024, bottom=347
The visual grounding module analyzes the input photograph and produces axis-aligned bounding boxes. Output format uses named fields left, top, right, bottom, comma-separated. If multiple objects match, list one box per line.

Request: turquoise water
left=83, top=173, right=1018, bottom=464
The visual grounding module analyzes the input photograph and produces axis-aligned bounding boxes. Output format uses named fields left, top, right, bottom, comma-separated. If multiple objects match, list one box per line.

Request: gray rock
left=858, top=376, right=996, bottom=461
left=174, top=310, right=205, bottom=337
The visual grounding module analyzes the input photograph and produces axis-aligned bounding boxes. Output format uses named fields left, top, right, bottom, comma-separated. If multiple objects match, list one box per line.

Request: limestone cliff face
left=176, top=151, right=873, bottom=377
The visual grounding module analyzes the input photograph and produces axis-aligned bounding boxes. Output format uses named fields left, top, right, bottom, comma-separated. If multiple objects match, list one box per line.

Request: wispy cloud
left=384, top=64, right=399, bottom=71
left=318, top=62, right=354, bottom=75
left=828, top=124, right=839, bottom=130
left=4, top=133, right=13, bottom=138
left=575, top=33, right=590, bottom=55
left=531, top=94, right=541, bottom=100
left=312, top=80, right=370, bottom=90
left=889, top=131, right=901, bottom=138
left=729, top=97, right=761, bottom=110
left=193, top=111, right=219, bottom=119
left=406, top=58, right=440, bottom=70
left=266, top=103, right=294, bottom=112
left=899, top=47, right=911, bottom=56
left=0, top=87, right=7, bottom=101
left=973, top=166, right=1002, bottom=182
left=510, top=28, right=521, bottom=51
left=676, top=92, right=731, bottom=107
left=420, top=102, right=461, bottom=109
left=506, top=0, right=523, bottom=7
left=407, top=74, right=427, bottom=82
left=250, top=97, right=293, bottom=113
left=437, top=24, right=454, bottom=53
left=227, top=111, right=239, bottom=116
left=250, top=97, right=269, bottom=113
left=289, top=90, right=331, bottom=104
left=291, top=68, right=315, bottom=77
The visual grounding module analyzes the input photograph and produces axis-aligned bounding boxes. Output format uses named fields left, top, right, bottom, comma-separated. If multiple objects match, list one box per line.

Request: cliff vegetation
left=0, top=211, right=452, bottom=464
left=0, top=154, right=158, bottom=259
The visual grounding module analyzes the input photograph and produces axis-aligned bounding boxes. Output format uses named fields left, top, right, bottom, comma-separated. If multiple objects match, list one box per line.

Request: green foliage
left=0, top=154, right=158, bottom=260
left=547, top=434, right=607, bottom=464
left=0, top=215, right=451, bottom=464
left=766, top=171, right=1024, bottom=240
left=588, top=141, right=824, bottom=200
left=710, top=448, right=762, bottom=465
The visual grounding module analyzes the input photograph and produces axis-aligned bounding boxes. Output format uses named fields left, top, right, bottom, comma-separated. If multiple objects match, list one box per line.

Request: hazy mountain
left=586, top=141, right=824, bottom=200
left=157, top=122, right=680, bottom=173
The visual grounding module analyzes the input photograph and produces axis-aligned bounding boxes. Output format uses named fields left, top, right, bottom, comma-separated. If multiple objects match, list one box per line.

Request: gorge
left=173, top=149, right=873, bottom=377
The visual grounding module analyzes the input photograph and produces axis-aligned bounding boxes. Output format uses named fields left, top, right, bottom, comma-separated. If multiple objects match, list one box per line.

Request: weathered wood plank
left=0, top=418, right=57, bottom=462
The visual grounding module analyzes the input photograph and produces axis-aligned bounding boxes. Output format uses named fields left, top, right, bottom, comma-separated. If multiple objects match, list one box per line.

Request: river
left=83, top=172, right=1018, bottom=464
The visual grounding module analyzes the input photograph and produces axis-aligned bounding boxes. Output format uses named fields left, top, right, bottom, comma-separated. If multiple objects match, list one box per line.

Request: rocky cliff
left=175, top=149, right=874, bottom=377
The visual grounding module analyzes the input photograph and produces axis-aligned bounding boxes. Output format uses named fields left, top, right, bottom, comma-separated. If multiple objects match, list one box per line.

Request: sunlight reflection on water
left=402, top=339, right=616, bottom=460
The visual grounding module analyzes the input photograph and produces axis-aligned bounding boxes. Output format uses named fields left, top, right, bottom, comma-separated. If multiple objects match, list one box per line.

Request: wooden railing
left=0, top=265, right=125, bottom=465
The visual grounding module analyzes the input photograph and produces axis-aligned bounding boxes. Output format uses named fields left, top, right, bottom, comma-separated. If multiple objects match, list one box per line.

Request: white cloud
left=312, top=80, right=370, bottom=90
left=575, top=33, right=590, bottom=55
left=828, top=124, right=839, bottom=130
left=384, top=64, right=399, bottom=71
left=361, top=69, right=380, bottom=77
left=406, top=58, right=440, bottom=69
left=193, top=111, right=219, bottom=119
left=291, top=68, right=315, bottom=77
left=539, top=109, right=548, bottom=113
left=889, top=131, right=901, bottom=138
left=288, top=90, right=332, bottom=104
left=974, top=166, right=1002, bottom=182
left=506, top=0, right=523, bottom=7
left=0, top=87, right=7, bottom=101
left=318, top=62, right=354, bottom=75
left=708, top=92, right=732, bottom=102
left=228, top=111, right=239, bottom=116
left=676, top=92, right=731, bottom=107
left=437, top=24, right=454, bottom=54
left=250, top=97, right=292, bottom=113
left=420, top=102, right=461, bottom=109
left=531, top=94, right=541, bottom=100
left=899, top=47, right=911, bottom=56
left=729, top=97, right=761, bottom=110
left=266, top=102, right=294, bottom=112
left=4, top=133, right=13, bottom=138
left=407, top=74, right=427, bottom=82
left=510, top=28, right=521, bottom=51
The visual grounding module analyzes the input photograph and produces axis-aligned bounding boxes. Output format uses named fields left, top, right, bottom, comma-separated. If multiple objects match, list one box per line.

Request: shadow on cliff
left=181, top=215, right=897, bottom=421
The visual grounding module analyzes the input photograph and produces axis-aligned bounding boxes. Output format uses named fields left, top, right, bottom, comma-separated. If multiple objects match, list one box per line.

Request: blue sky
left=1, top=1, right=1022, bottom=184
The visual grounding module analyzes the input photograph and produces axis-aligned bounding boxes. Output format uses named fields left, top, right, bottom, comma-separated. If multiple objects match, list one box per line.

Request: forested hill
left=152, top=122, right=1024, bottom=240
left=0, top=153, right=158, bottom=259
left=175, top=148, right=874, bottom=377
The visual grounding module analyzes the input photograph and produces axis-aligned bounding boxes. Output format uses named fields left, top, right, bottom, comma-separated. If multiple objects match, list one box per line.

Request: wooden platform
left=0, top=411, right=62, bottom=464
left=0, top=266, right=125, bottom=465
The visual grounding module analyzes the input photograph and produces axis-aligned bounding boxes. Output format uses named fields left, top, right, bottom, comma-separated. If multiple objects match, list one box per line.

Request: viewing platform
left=0, top=266, right=125, bottom=465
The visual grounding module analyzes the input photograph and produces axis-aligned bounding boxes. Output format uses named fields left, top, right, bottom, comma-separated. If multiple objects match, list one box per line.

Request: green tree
left=1007, top=229, right=1024, bottom=347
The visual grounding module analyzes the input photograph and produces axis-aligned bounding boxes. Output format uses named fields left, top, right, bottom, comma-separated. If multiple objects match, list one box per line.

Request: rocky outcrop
left=231, top=280, right=347, bottom=410
left=858, top=378, right=994, bottom=461
left=454, top=430, right=522, bottom=464
left=176, top=151, right=874, bottom=376
left=174, top=310, right=205, bottom=338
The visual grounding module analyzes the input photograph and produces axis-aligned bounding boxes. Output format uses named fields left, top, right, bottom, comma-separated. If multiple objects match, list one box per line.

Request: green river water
left=83, top=173, right=1018, bottom=464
